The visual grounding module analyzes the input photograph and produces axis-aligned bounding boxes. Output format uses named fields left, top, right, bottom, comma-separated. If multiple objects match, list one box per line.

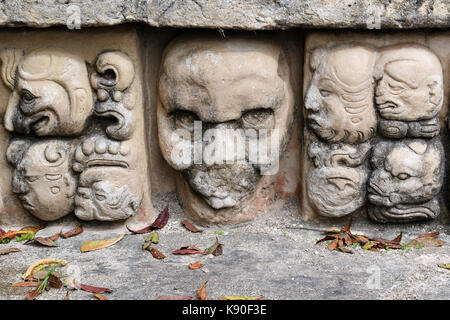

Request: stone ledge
left=0, top=0, right=448, bottom=30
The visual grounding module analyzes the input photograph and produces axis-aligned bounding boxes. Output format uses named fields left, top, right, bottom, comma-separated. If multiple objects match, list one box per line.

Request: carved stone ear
left=6, top=140, right=29, bottom=165
left=0, top=48, right=23, bottom=90
left=427, top=76, right=443, bottom=107
left=90, top=51, right=135, bottom=101
left=309, top=47, right=326, bottom=72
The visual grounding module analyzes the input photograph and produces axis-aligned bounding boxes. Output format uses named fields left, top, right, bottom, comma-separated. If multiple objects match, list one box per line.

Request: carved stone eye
left=20, top=90, right=36, bottom=104
left=95, top=193, right=107, bottom=201
left=25, top=176, right=39, bottom=183
left=397, top=173, right=411, bottom=180
left=171, top=110, right=198, bottom=132
left=319, top=89, right=332, bottom=97
left=241, top=109, right=274, bottom=129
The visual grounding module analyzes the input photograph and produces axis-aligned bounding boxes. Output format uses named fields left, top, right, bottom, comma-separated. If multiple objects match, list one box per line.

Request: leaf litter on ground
left=0, top=223, right=45, bottom=243
left=80, top=234, right=125, bottom=252
left=0, top=248, right=20, bottom=255
left=316, top=218, right=404, bottom=253
left=181, top=220, right=203, bottom=233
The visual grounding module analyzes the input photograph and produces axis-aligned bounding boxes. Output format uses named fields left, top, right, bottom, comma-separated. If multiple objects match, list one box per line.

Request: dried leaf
left=64, top=291, right=70, bottom=300
left=418, top=231, right=440, bottom=238
left=0, top=248, right=20, bottom=255
left=408, top=237, right=444, bottom=248
left=172, top=245, right=204, bottom=255
left=22, top=259, right=68, bottom=280
left=156, top=295, right=192, bottom=300
left=203, top=236, right=223, bottom=256
left=0, top=223, right=45, bottom=242
left=80, top=234, right=125, bottom=252
left=189, top=261, right=204, bottom=270
left=437, top=263, right=450, bottom=270
left=127, top=206, right=169, bottom=233
left=315, top=234, right=338, bottom=244
left=181, top=220, right=203, bottom=233
left=338, top=247, right=354, bottom=254
left=219, top=296, right=264, bottom=300
left=60, top=225, right=83, bottom=239
left=26, top=289, right=41, bottom=300
left=48, top=275, right=63, bottom=289
left=0, top=227, right=5, bottom=236
left=49, top=233, right=61, bottom=242
left=328, top=239, right=338, bottom=251
left=197, top=281, right=208, bottom=300
left=26, top=237, right=58, bottom=247
left=12, top=281, right=39, bottom=287
left=93, top=293, right=109, bottom=300
left=145, top=232, right=159, bottom=244
left=150, top=205, right=169, bottom=230
left=146, top=246, right=166, bottom=259
left=79, top=283, right=113, bottom=294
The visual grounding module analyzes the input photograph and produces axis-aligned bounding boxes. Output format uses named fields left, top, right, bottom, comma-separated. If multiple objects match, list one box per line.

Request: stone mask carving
left=307, top=141, right=371, bottom=217
left=72, top=136, right=143, bottom=221
left=0, top=48, right=93, bottom=136
left=305, top=44, right=377, bottom=144
left=368, top=138, right=444, bottom=222
left=374, top=44, right=444, bottom=138
left=157, top=34, right=294, bottom=223
left=6, top=139, right=76, bottom=221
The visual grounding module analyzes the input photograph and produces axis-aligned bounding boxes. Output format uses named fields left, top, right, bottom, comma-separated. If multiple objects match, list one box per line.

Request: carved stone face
left=7, top=140, right=76, bottom=221
left=374, top=44, right=443, bottom=122
left=306, top=141, right=371, bottom=217
left=157, top=35, right=294, bottom=221
left=75, top=167, right=142, bottom=221
left=305, top=45, right=377, bottom=144
left=3, top=48, right=93, bottom=136
left=368, top=139, right=443, bottom=221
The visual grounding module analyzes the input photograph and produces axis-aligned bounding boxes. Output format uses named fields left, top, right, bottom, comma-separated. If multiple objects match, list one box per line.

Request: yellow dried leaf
left=80, top=234, right=126, bottom=252
left=22, top=259, right=68, bottom=280
left=219, top=296, right=264, bottom=300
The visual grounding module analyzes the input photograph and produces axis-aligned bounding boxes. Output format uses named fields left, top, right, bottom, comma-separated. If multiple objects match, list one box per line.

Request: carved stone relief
left=304, top=44, right=377, bottom=218
left=303, top=33, right=449, bottom=224
left=367, top=44, right=445, bottom=223
left=157, top=34, right=295, bottom=224
left=0, top=29, right=153, bottom=226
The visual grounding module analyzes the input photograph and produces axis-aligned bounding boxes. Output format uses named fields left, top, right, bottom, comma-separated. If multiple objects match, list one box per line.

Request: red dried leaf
left=150, top=206, right=169, bottom=230
left=156, top=295, right=193, bottom=300
left=146, top=246, right=166, bottom=259
left=48, top=233, right=61, bottom=242
left=338, top=247, right=354, bottom=254
left=79, top=283, right=113, bottom=294
left=172, top=249, right=204, bottom=255
left=181, top=220, right=203, bottom=233
left=61, top=225, right=83, bottom=239
left=127, top=206, right=170, bottom=234
left=197, top=281, right=208, bottom=300
left=26, top=237, right=58, bottom=247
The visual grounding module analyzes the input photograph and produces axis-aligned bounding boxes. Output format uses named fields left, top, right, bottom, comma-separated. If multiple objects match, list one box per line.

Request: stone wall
left=0, top=1, right=448, bottom=229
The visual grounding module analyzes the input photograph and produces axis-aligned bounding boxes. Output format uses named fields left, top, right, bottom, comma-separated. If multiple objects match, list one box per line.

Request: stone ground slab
left=0, top=193, right=448, bottom=300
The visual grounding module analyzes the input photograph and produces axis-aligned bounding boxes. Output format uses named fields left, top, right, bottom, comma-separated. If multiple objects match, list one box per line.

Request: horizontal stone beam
left=0, top=0, right=448, bottom=30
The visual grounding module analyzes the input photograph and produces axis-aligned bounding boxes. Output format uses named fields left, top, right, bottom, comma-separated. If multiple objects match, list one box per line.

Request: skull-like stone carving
left=368, top=138, right=444, bottom=222
left=157, top=34, right=294, bottom=223
left=0, top=48, right=93, bottom=136
left=6, top=139, right=76, bottom=221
